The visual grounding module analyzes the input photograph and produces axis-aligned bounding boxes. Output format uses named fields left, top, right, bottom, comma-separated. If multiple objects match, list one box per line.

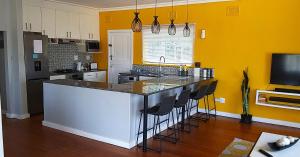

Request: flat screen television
left=270, top=54, right=300, bottom=86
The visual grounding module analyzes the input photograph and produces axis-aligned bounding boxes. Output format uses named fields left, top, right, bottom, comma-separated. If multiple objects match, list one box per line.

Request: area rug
left=219, top=138, right=254, bottom=157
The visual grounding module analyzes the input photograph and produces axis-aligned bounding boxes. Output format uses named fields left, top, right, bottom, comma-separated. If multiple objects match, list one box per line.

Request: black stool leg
left=213, top=93, right=217, bottom=118
left=136, top=112, right=143, bottom=146
left=153, top=115, right=157, bottom=137
left=171, top=111, right=178, bottom=143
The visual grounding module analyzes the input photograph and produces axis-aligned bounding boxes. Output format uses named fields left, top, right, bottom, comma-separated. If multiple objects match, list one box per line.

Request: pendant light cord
left=186, top=0, right=189, bottom=22
left=155, top=0, right=157, bottom=16
left=171, top=0, right=174, bottom=20
left=136, top=0, right=138, bottom=13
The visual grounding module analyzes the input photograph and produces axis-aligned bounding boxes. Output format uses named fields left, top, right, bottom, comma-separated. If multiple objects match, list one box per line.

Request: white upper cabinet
left=79, top=14, right=91, bottom=40
left=56, top=10, right=85, bottom=40
left=80, top=14, right=100, bottom=41
left=22, top=0, right=100, bottom=41
left=41, top=8, right=55, bottom=38
left=55, top=10, right=69, bottom=39
left=69, top=13, right=80, bottom=39
left=23, top=5, right=42, bottom=32
left=91, top=15, right=100, bottom=41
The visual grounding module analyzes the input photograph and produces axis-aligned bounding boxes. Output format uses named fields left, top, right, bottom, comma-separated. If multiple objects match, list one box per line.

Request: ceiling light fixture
left=151, top=0, right=160, bottom=34
left=183, top=0, right=191, bottom=37
left=131, top=0, right=142, bottom=32
left=168, top=0, right=176, bottom=36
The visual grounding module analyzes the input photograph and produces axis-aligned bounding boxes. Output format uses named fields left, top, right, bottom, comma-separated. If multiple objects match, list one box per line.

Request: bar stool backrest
left=207, top=80, right=218, bottom=95
left=177, top=89, right=191, bottom=107
left=193, top=85, right=210, bottom=100
left=156, top=95, right=177, bottom=115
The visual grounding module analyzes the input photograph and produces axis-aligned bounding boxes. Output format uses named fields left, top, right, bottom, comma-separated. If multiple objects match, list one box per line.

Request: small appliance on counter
left=178, top=65, right=189, bottom=76
left=76, top=62, right=82, bottom=71
left=194, top=62, right=201, bottom=77
left=90, top=62, right=98, bottom=70
left=201, top=68, right=215, bottom=78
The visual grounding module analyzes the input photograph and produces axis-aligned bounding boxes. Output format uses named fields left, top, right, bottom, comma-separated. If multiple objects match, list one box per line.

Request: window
left=142, top=24, right=194, bottom=65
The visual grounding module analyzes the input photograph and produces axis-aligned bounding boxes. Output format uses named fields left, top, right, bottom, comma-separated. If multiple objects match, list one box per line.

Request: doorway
left=108, top=30, right=133, bottom=84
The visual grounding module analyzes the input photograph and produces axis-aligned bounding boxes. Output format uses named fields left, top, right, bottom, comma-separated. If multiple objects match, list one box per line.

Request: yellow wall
left=95, top=0, right=300, bottom=123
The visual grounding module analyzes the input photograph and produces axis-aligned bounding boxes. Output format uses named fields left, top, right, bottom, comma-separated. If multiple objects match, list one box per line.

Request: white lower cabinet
left=83, top=71, right=106, bottom=82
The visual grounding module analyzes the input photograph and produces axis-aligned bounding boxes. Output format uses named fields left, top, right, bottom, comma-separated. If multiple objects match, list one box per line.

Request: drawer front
left=83, top=72, right=97, bottom=79
left=50, top=75, right=66, bottom=80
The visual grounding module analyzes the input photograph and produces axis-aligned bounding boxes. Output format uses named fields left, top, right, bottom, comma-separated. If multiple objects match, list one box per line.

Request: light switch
left=74, top=55, right=78, bottom=61
left=201, top=29, right=206, bottom=39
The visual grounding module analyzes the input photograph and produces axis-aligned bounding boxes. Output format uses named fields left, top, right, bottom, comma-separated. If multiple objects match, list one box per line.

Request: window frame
left=141, top=24, right=196, bottom=66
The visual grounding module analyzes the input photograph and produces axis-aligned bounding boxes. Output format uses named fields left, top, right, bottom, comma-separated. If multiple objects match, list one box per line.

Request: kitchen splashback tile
left=48, top=44, right=93, bottom=72
left=133, top=64, right=194, bottom=76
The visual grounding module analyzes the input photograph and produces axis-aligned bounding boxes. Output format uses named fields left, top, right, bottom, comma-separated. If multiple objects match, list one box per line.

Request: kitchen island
left=43, top=76, right=212, bottom=149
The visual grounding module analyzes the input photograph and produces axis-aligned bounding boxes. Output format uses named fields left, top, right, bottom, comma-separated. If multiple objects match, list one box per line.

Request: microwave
left=86, top=41, right=100, bottom=52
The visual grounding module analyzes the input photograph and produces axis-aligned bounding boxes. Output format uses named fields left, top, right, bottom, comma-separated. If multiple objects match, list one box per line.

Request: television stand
left=256, top=90, right=300, bottom=110
left=275, top=88, right=300, bottom=94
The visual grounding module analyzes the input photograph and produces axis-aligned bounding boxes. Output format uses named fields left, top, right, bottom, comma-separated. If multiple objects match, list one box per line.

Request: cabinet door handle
left=29, top=23, right=32, bottom=31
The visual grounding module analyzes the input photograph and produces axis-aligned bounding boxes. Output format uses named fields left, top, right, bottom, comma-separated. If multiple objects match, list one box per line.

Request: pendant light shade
left=151, top=0, right=160, bottom=34
left=168, top=19, right=176, bottom=35
left=183, top=22, right=190, bottom=37
left=131, top=0, right=142, bottom=32
left=168, top=0, right=176, bottom=35
left=131, top=12, right=142, bottom=32
left=183, top=0, right=190, bottom=37
left=151, top=16, right=160, bottom=34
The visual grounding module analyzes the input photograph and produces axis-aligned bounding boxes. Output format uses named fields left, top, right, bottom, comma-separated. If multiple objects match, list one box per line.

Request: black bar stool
left=136, top=95, right=177, bottom=152
left=188, top=84, right=210, bottom=123
left=168, top=89, right=192, bottom=133
left=206, top=80, right=218, bottom=118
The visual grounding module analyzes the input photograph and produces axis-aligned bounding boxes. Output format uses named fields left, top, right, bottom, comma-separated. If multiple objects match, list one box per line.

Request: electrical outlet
left=86, top=55, right=91, bottom=61
left=215, top=98, right=226, bottom=104
left=74, top=55, right=78, bottom=61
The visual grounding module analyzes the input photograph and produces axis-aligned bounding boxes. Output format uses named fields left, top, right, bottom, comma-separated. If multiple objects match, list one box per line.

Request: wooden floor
left=3, top=115, right=300, bottom=157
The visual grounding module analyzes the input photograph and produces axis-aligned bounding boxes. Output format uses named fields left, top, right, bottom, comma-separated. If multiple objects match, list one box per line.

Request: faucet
left=159, top=56, right=166, bottom=77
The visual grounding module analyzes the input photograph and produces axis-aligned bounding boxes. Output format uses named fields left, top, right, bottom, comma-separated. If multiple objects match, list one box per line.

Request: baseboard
left=198, top=108, right=300, bottom=129
left=42, top=121, right=131, bottom=149
left=6, top=113, right=30, bottom=119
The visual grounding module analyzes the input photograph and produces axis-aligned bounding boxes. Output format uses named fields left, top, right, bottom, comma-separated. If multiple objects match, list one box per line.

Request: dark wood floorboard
left=3, top=115, right=300, bottom=157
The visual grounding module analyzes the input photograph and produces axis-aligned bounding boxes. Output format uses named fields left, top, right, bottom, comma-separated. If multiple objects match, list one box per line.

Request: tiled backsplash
left=133, top=64, right=194, bottom=76
left=48, top=44, right=93, bottom=72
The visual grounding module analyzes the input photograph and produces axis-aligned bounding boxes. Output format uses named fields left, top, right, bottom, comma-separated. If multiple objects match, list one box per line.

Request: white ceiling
left=54, top=0, right=229, bottom=10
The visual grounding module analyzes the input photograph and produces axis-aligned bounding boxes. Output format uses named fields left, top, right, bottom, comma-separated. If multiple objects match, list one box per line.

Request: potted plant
left=240, top=67, right=252, bottom=123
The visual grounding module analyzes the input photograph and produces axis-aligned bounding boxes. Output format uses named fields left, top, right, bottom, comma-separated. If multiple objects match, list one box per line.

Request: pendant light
left=131, top=0, right=142, bottom=32
left=151, top=0, right=160, bottom=34
left=183, top=0, right=190, bottom=37
left=168, top=0, right=176, bottom=36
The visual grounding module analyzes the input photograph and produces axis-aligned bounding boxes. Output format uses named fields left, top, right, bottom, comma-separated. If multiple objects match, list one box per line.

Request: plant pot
left=240, top=114, right=252, bottom=124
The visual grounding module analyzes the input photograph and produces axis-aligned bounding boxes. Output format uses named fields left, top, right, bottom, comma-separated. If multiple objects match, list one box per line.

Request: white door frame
left=107, top=29, right=133, bottom=83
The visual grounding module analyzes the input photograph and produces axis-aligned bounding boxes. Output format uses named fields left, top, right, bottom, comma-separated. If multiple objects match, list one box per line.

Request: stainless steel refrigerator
left=24, top=32, right=49, bottom=115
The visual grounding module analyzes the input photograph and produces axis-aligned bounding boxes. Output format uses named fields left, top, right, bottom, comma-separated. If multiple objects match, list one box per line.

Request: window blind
left=142, top=24, right=194, bottom=65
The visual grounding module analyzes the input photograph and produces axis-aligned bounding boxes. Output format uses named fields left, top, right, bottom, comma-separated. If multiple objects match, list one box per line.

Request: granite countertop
left=44, top=76, right=214, bottom=96
left=50, top=69, right=107, bottom=76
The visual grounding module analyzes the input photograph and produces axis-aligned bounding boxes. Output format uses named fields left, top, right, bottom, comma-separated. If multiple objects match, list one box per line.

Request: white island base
left=43, top=82, right=196, bottom=149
